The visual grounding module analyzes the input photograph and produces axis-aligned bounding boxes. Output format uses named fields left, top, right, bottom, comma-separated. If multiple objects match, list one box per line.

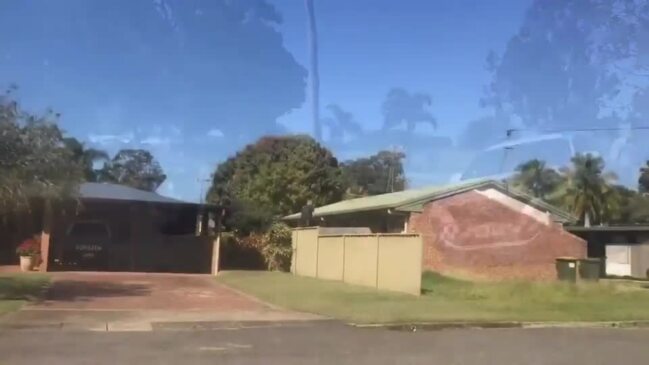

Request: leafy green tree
left=63, top=137, right=109, bottom=182
left=207, top=135, right=344, bottom=218
left=625, top=194, right=649, bottom=224
left=511, top=159, right=563, bottom=199
left=638, top=161, right=649, bottom=193
left=98, top=149, right=166, bottom=192
left=341, top=150, right=406, bottom=198
left=382, top=88, right=436, bottom=132
left=0, top=92, right=82, bottom=213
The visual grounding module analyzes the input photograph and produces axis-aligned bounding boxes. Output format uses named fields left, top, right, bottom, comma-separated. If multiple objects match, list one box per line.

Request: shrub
left=261, top=222, right=292, bottom=272
left=219, top=232, right=265, bottom=270
left=16, top=236, right=40, bottom=257
left=218, top=222, right=294, bottom=272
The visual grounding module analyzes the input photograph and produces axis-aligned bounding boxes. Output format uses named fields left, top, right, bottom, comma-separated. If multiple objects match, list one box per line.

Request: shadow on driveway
left=44, top=280, right=152, bottom=302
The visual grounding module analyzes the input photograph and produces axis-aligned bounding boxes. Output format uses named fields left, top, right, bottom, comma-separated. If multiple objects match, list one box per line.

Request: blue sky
left=0, top=0, right=532, bottom=201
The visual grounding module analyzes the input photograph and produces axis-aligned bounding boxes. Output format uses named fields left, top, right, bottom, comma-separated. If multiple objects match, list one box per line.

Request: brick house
left=284, top=179, right=586, bottom=280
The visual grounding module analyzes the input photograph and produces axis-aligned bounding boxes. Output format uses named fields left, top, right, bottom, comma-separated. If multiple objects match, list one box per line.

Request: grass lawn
left=219, top=271, right=649, bottom=324
left=0, top=273, right=50, bottom=315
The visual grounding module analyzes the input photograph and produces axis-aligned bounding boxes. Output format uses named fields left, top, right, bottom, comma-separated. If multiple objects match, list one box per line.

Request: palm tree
left=305, top=0, right=321, bottom=141
left=512, top=159, right=562, bottom=199
left=64, top=137, right=109, bottom=182
left=381, top=88, right=436, bottom=132
left=561, top=153, right=615, bottom=226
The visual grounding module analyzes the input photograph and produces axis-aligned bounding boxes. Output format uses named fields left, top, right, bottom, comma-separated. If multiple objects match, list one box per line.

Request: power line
left=506, top=125, right=649, bottom=135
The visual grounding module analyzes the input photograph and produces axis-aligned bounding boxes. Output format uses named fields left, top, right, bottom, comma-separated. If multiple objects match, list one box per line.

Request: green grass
left=0, top=274, right=50, bottom=315
left=218, top=271, right=649, bottom=324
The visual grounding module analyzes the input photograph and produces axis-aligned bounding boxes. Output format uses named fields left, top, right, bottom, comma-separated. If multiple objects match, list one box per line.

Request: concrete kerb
left=350, top=320, right=649, bottom=331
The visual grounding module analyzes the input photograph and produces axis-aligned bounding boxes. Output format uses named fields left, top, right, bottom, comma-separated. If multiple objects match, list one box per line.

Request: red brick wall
left=408, top=190, right=586, bottom=280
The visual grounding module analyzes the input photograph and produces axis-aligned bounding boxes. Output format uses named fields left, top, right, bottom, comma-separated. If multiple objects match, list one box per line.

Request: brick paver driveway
left=2, top=272, right=319, bottom=330
left=31, top=272, right=263, bottom=311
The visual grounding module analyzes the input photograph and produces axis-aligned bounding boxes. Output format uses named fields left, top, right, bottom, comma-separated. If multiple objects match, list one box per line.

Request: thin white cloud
left=140, top=136, right=172, bottom=146
left=88, top=132, right=134, bottom=145
left=207, top=128, right=224, bottom=138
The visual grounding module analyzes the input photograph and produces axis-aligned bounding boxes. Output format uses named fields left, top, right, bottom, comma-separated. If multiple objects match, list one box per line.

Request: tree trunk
left=305, top=0, right=321, bottom=141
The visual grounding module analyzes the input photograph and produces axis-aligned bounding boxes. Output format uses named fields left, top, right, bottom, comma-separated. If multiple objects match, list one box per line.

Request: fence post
left=292, top=229, right=299, bottom=275
left=342, top=235, right=346, bottom=283
left=375, top=235, right=380, bottom=289
left=315, top=232, right=320, bottom=278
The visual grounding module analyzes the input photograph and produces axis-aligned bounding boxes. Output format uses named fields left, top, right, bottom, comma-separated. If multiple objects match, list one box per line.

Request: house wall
left=408, top=190, right=586, bottom=280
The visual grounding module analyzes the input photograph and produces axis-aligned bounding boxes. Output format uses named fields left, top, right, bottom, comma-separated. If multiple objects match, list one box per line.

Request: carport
left=567, top=225, right=649, bottom=278
left=38, top=183, right=223, bottom=273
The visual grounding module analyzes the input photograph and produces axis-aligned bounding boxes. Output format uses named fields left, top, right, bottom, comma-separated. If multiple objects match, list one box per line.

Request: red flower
left=16, top=237, right=41, bottom=257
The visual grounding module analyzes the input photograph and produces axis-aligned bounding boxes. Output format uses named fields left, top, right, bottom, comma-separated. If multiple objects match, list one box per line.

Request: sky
left=0, top=0, right=532, bottom=201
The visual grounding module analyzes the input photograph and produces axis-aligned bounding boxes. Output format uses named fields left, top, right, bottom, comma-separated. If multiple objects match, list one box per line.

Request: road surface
left=1, top=321, right=648, bottom=364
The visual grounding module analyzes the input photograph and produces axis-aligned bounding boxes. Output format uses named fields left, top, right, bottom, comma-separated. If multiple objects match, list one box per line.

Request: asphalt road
left=1, top=321, right=648, bottom=365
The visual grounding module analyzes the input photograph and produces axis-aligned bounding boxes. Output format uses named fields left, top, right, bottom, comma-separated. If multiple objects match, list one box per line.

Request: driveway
left=1, top=272, right=319, bottom=330
left=30, top=272, right=263, bottom=311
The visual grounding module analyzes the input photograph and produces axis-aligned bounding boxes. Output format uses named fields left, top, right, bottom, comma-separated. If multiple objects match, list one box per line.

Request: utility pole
left=197, top=177, right=211, bottom=204
left=501, top=129, right=516, bottom=191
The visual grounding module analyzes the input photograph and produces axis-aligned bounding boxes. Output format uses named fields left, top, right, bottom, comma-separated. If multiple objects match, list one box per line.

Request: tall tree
left=0, top=91, right=82, bottom=213
left=382, top=88, right=436, bottom=132
left=98, top=149, right=166, bottom=192
left=321, top=104, right=363, bottom=143
left=638, top=161, right=649, bottom=193
left=341, top=150, right=406, bottom=198
left=561, top=153, right=615, bottom=226
left=511, top=159, right=563, bottom=199
left=63, top=138, right=109, bottom=182
left=305, top=0, right=322, bottom=141
left=208, top=135, right=344, bottom=217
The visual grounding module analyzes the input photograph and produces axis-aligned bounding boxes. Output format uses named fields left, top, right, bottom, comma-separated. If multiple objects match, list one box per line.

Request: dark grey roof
left=79, top=182, right=193, bottom=205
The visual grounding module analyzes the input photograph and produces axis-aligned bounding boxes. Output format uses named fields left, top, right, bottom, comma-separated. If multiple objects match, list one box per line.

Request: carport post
left=210, top=208, right=225, bottom=275
left=39, top=200, right=52, bottom=272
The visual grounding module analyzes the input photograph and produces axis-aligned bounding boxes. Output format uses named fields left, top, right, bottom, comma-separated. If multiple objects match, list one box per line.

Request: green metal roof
left=283, top=178, right=576, bottom=223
